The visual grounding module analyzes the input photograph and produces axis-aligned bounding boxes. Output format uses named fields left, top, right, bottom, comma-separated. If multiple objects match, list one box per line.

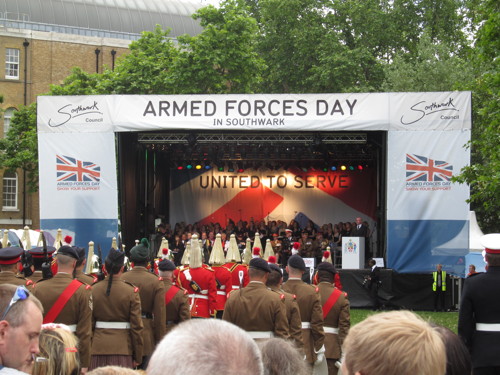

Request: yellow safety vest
left=432, top=271, right=446, bottom=291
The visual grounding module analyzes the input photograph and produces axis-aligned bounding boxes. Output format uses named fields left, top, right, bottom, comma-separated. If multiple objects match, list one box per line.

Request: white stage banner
left=389, top=91, right=471, bottom=131
left=37, top=92, right=471, bottom=133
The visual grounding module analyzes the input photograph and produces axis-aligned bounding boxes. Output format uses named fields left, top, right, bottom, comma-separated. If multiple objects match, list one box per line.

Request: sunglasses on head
left=1, top=285, right=30, bottom=321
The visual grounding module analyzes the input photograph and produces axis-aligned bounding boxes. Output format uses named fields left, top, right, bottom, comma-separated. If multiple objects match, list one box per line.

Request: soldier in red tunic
left=177, top=235, right=217, bottom=318
left=223, top=234, right=249, bottom=290
left=208, top=234, right=233, bottom=319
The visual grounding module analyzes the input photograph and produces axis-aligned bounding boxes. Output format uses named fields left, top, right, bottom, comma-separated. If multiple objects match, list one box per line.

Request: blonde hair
left=33, top=328, right=80, bottom=375
left=343, top=311, right=446, bottom=375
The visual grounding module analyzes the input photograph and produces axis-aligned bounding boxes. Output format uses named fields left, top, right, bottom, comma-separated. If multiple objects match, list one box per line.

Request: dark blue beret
left=288, top=254, right=306, bottom=271
left=317, top=262, right=336, bottom=274
left=158, top=259, right=176, bottom=272
left=268, top=263, right=282, bottom=274
left=57, top=245, right=79, bottom=260
left=249, top=257, right=271, bottom=273
left=106, top=248, right=125, bottom=265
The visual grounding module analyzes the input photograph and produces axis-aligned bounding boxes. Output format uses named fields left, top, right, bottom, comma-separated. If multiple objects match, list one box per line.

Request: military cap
left=481, top=233, right=500, bottom=254
left=268, top=262, right=282, bottom=274
left=130, top=238, right=149, bottom=262
left=74, top=246, right=86, bottom=261
left=106, top=248, right=125, bottom=265
left=57, top=245, right=80, bottom=260
left=285, top=229, right=292, bottom=233
left=288, top=254, right=306, bottom=271
left=317, top=262, right=336, bottom=275
left=249, top=257, right=271, bottom=273
left=158, top=259, right=176, bottom=272
left=28, top=245, right=56, bottom=258
left=0, top=246, right=23, bottom=265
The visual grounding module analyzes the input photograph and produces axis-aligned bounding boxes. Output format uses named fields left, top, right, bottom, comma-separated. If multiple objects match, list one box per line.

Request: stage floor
left=337, top=269, right=456, bottom=310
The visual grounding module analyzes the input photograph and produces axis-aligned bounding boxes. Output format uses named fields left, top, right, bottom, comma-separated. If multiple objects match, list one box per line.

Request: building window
left=5, top=48, right=20, bottom=79
left=3, top=107, right=15, bottom=137
left=2, top=171, right=18, bottom=210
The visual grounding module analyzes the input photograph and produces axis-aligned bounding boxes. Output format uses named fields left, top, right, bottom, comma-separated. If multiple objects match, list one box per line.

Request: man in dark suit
left=459, top=233, right=500, bottom=374
left=367, top=258, right=381, bottom=311
left=350, top=217, right=368, bottom=237
left=351, top=217, right=371, bottom=259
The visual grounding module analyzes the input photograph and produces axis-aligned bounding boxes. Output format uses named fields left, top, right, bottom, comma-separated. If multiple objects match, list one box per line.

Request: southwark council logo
left=56, top=155, right=101, bottom=191
left=405, top=154, right=452, bottom=191
left=344, top=239, right=357, bottom=255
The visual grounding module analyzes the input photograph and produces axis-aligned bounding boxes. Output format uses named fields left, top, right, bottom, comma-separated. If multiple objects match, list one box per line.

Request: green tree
left=170, top=0, right=265, bottom=94
left=252, top=0, right=468, bottom=93
left=453, top=0, right=499, bottom=232
left=0, top=103, right=38, bottom=192
left=382, top=29, right=474, bottom=91
left=99, top=26, right=179, bottom=94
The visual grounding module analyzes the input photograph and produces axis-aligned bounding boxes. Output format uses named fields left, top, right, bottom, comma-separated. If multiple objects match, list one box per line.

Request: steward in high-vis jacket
left=432, top=264, right=447, bottom=312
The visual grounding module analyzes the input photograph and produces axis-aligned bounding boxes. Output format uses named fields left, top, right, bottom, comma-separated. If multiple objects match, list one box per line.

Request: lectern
left=342, top=237, right=365, bottom=269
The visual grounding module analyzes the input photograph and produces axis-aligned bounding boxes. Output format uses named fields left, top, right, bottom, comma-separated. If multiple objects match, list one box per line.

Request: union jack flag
left=406, top=154, right=452, bottom=182
left=56, top=155, right=100, bottom=182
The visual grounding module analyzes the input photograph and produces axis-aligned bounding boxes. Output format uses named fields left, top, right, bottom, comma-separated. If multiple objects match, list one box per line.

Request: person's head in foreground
left=258, top=338, right=308, bottom=375
left=0, top=284, right=44, bottom=374
left=32, top=325, right=80, bottom=375
left=147, top=319, right=263, bottom=375
left=432, top=324, right=471, bottom=375
left=342, top=310, right=446, bottom=375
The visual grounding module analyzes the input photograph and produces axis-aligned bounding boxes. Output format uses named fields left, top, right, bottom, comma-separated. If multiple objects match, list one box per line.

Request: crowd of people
left=155, top=216, right=373, bottom=267
left=0, top=228, right=497, bottom=375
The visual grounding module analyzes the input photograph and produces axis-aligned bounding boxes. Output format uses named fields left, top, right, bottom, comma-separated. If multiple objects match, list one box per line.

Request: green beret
left=130, top=238, right=150, bottom=262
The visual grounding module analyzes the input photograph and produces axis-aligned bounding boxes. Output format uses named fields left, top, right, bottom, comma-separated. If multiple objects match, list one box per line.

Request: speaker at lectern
left=342, top=237, right=365, bottom=269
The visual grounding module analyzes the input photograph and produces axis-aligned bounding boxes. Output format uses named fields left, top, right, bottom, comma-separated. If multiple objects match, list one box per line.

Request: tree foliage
left=452, top=0, right=500, bottom=233
left=0, top=103, right=38, bottom=192
left=382, top=29, right=474, bottom=92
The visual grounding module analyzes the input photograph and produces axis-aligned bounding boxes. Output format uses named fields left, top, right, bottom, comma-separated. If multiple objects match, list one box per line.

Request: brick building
left=0, top=0, right=205, bottom=229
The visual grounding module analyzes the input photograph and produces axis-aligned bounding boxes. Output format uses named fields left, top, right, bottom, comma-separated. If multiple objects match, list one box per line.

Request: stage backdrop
left=37, top=92, right=471, bottom=275
left=169, top=167, right=377, bottom=227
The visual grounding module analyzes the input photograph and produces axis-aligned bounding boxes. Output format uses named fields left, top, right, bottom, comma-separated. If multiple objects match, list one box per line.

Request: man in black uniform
left=459, top=233, right=500, bottom=375
left=367, top=259, right=381, bottom=311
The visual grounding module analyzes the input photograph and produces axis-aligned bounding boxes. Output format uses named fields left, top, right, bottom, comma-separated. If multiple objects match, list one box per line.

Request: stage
left=337, top=269, right=459, bottom=310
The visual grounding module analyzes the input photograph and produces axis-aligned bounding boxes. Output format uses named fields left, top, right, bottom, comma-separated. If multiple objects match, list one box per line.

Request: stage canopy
left=37, top=92, right=471, bottom=276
